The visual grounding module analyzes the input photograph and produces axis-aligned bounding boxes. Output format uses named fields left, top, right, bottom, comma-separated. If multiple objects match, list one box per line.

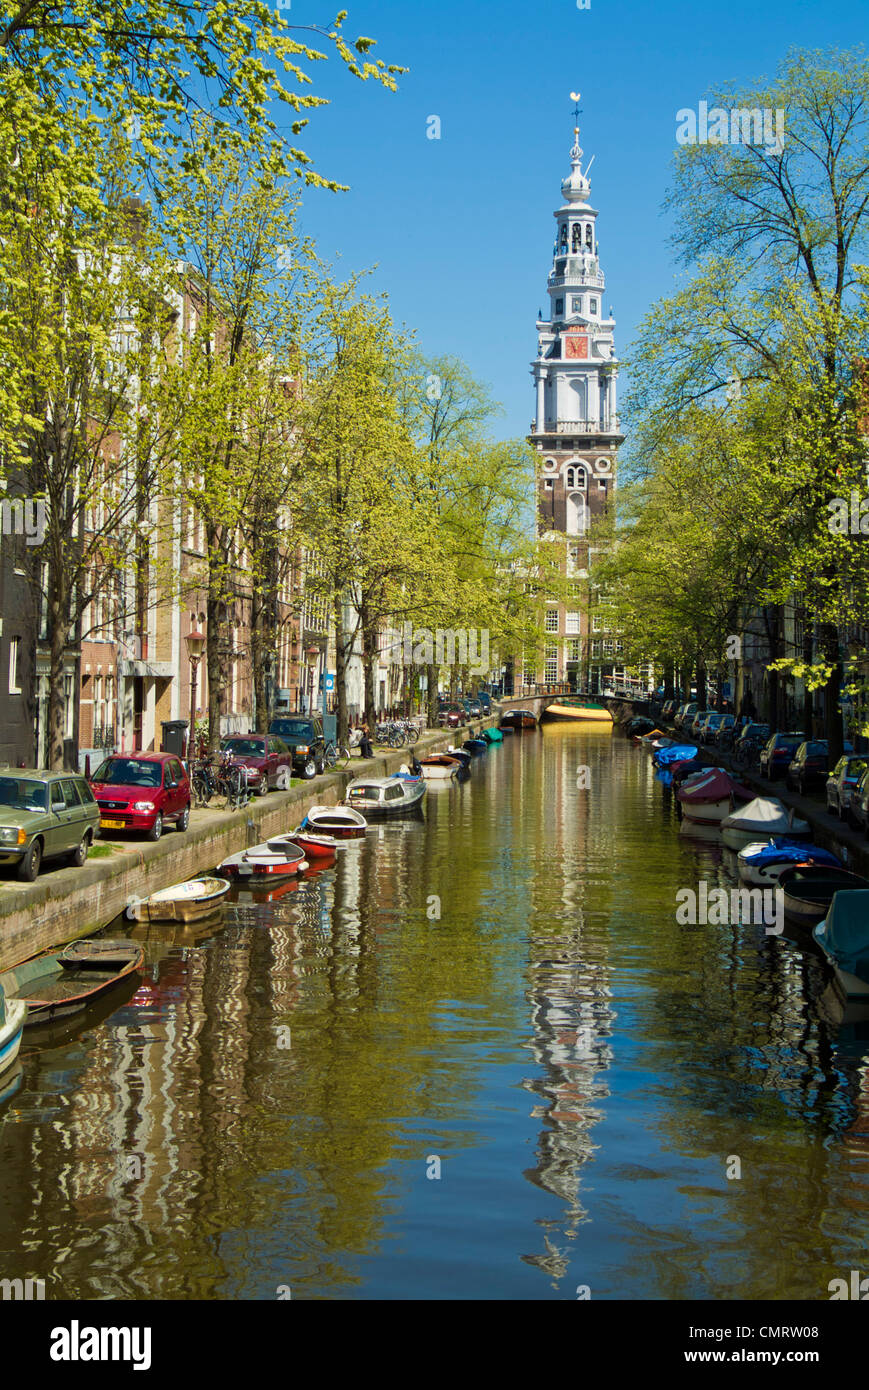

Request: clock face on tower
left=564, top=334, right=589, bottom=359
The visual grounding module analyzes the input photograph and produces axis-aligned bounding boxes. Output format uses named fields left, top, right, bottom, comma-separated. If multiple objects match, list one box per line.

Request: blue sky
left=287, top=0, right=867, bottom=442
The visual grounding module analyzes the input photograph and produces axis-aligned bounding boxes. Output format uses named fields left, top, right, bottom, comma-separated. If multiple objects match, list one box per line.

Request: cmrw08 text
left=690, top=1327, right=818, bottom=1340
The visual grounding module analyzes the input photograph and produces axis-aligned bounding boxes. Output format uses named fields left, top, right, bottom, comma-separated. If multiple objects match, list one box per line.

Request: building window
left=566, top=639, right=581, bottom=662
left=8, top=637, right=21, bottom=695
left=555, top=299, right=564, bottom=316
left=544, top=479, right=554, bottom=490
left=565, top=492, right=586, bottom=535
left=589, top=299, right=598, bottom=315
left=603, top=639, right=614, bottom=656
left=591, top=640, right=602, bottom=658
left=544, top=644, right=558, bottom=683
left=544, top=608, right=559, bottom=633
left=592, top=614, right=602, bottom=633
left=565, top=611, right=581, bottom=635
left=571, top=296, right=582, bottom=314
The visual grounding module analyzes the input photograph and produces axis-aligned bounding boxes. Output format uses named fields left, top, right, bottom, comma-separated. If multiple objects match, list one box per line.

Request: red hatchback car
left=90, top=752, right=191, bottom=841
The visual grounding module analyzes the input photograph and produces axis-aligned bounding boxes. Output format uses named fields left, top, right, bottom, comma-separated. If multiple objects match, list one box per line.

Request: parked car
left=478, top=693, right=492, bottom=713
left=267, top=716, right=327, bottom=780
left=223, top=733, right=296, bottom=790
left=661, top=700, right=677, bottom=721
left=760, top=732, right=806, bottom=780
left=713, top=714, right=736, bottom=746
left=700, top=712, right=726, bottom=744
left=91, top=752, right=191, bottom=841
left=733, top=722, right=770, bottom=761
left=689, top=709, right=716, bottom=740
left=849, top=765, right=869, bottom=832
left=0, top=768, right=100, bottom=880
left=464, top=698, right=482, bottom=718
left=785, top=739, right=853, bottom=795
left=826, top=755, right=869, bottom=818
left=675, top=702, right=699, bottom=731
left=437, top=704, right=467, bottom=728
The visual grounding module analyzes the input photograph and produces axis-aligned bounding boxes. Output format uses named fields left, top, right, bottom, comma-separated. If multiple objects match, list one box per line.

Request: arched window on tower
left=565, top=492, right=587, bottom=535
left=566, top=464, right=587, bottom=491
left=572, top=223, right=581, bottom=252
left=560, top=224, right=568, bottom=252
left=585, top=224, right=593, bottom=248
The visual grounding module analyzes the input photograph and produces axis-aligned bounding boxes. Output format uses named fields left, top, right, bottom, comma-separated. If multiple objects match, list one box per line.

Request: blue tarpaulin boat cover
left=818, top=890, right=869, bottom=983
left=653, top=745, right=697, bottom=766
left=742, top=839, right=841, bottom=868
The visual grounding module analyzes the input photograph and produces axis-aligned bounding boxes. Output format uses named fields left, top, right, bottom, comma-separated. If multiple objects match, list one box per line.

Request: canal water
left=1, top=726, right=867, bottom=1300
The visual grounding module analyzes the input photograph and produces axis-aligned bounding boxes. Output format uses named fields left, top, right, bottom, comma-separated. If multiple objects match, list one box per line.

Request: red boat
left=270, top=830, right=338, bottom=859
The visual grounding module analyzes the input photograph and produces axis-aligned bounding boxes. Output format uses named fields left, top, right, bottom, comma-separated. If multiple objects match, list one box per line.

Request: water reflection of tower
left=522, top=729, right=616, bottom=1279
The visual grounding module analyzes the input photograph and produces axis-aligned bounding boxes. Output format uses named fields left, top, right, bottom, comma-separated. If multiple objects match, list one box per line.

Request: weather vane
left=570, top=91, right=582, bottom=128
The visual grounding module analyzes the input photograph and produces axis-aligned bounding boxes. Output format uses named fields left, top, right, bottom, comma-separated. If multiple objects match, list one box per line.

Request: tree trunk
left=821, top=620, right=844, bottom=762
left=360, top=606, right=378, bottom=730
left=47, top=584, right=68, bottom=770
left=426, top=662, right=438, bottom=725
left=695, top=656, right=707, bottom=710
left=333, top=590, right=349, bottom=746
left=801, top=612, right=814, bottom=740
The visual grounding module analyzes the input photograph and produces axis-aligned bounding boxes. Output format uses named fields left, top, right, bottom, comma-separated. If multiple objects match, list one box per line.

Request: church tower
left=527, top=100, right=625, bottom=695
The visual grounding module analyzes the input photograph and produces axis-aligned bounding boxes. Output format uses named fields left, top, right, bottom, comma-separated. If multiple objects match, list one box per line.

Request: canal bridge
left=497, top=687, right=657, bottom=724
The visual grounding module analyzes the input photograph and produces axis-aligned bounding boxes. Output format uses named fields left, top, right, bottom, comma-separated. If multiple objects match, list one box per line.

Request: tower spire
left=569, top=91, right=583, bottom=165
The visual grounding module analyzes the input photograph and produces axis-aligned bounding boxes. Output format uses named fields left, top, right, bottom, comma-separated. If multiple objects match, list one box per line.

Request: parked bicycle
left=192, top=751, right=250, bottom=811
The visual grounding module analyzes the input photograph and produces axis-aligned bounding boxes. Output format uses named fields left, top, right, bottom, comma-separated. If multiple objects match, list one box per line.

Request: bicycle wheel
left=405, top=725, right=420, bottom=746
left=228, top=766, right=247, bottom=810
left=193, top=772, right=211, bottom=808
left=390, top=727, right=406, bottom=748
left=324, top=742, right=338, bottom=769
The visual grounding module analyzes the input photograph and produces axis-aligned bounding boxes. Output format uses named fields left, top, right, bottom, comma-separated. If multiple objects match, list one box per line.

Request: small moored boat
left=463, top=738, right=488, bottom=755
left=547, top=700, right=613, bottom=723
left=274, top=829, right=339, bottom=858
left=302, top=805, right=368, bottom=839
left=779, top=864, right=869, bottom=924
left=126, top=876, right=230, bottom=923
left=500, top=710, right=537, bottom=730
left=0, top=940, right=144, bottom=1026
left=677, top=768, right=753, bottom=825
left=721, top=796, right=810, bottom=852
left=0, top=983, right=26, bottom=1077
left=814, top=891, right=869, bottom=997
left=445, top=746, right=472, bottom=768
left=344, top=775, right=426, bottom=815
left=418, top=755, right=462, bottom=780
left=219, top=841, right=308, bottom=878
left=482, top=728, right=503, bottom=743
left=737, top=839, right=841, bottom=887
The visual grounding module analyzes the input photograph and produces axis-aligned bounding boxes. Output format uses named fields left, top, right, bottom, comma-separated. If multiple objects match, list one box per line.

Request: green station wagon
left=0, top=769, right=100, bottom=881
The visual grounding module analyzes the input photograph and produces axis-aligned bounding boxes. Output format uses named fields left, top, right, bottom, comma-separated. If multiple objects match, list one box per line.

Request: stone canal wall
left=0, top=720, right=496, bottom=970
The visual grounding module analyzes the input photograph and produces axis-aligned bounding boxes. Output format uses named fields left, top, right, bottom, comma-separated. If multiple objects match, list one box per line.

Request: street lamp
left=305, top=644, right=319, bottom=716
left=185, top=627, right=206, bottom=774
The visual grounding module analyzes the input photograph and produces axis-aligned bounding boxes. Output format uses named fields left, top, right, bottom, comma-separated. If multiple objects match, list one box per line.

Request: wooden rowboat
left=0, top=940, right=144, bottom=1026
left=0, top=986, right=26, bottom=1077
left=126, top=876, right=230, bottom=923
left=418, top=755, right=461, bottom=780
left=779, top=865, right=869, bottom=924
